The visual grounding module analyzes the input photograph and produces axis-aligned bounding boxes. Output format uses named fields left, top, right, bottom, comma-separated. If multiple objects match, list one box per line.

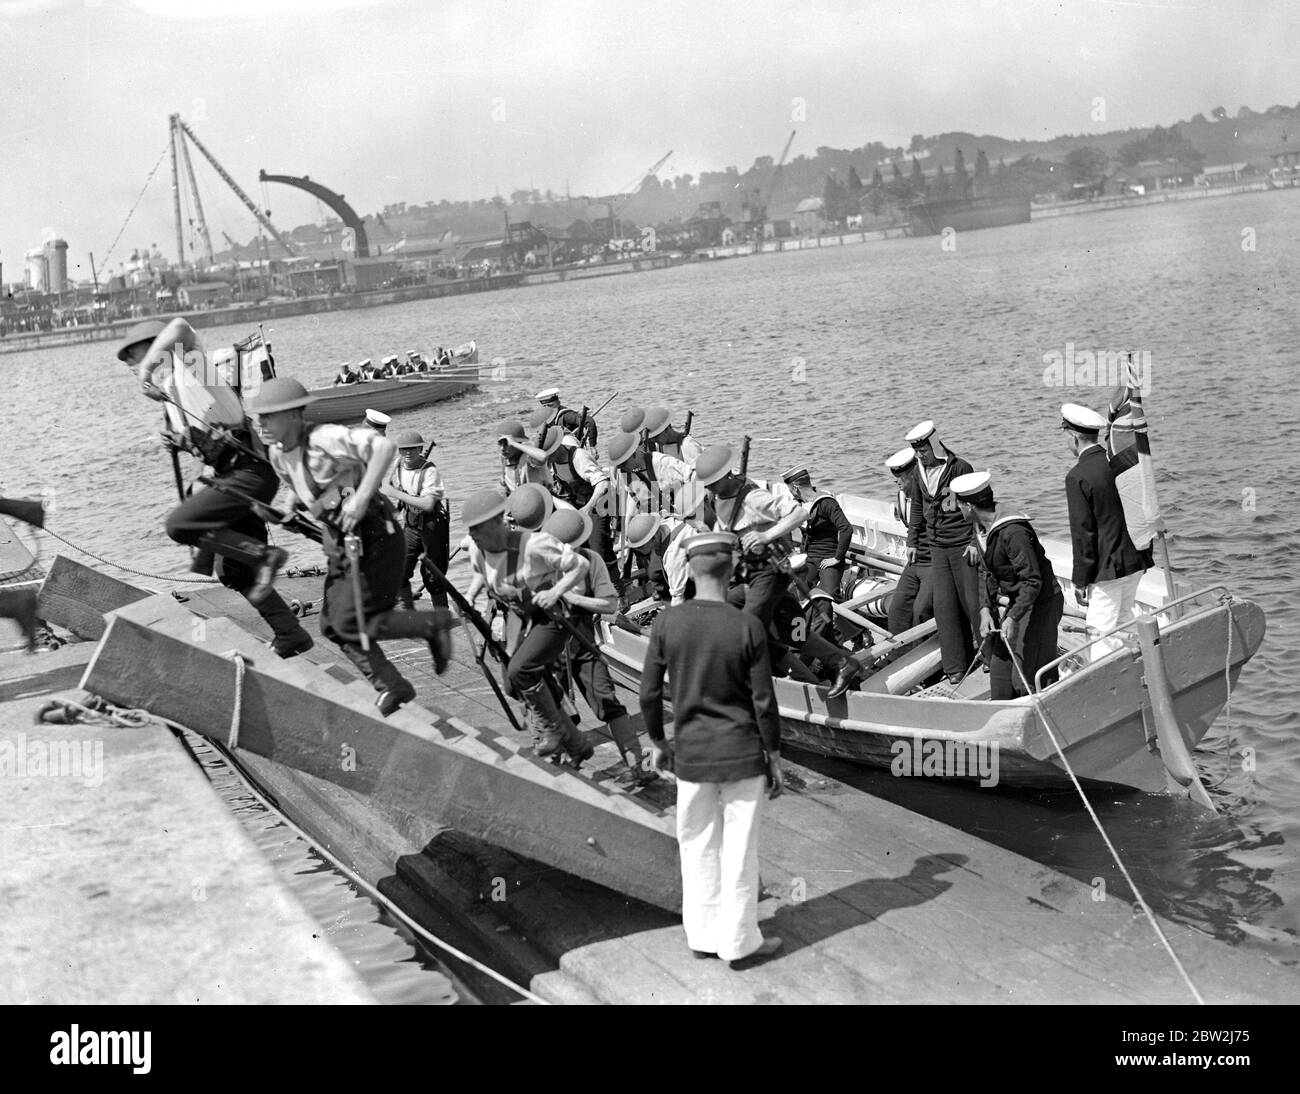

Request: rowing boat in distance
left=599, top=492, right=1266, bottom=794
left=303, top=342, right=480, bottom=424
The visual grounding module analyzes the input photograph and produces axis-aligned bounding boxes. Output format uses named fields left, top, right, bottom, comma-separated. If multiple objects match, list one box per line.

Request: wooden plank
left=80, top=596, right=683, bottom=912
left=37, top=555, right=150, bottom=639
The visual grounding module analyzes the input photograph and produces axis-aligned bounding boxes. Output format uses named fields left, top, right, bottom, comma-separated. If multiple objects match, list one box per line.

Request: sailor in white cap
left=358, top=358, right=380, bottom=381
left=534, top=387, right=597, bottom=449
left=407, top=350, right=429, bottom=374
left=247, top=378, right=455, bottom=717
left=639, top=530, right=784, bottom=968
left=375, top=354, right=398, bottom=379
left=780, top=464, right=852, bottom=634
left=952, top=471, right=1064, bottom=698
left=1062, top=403, right=1149, bottom=661
left=333, top=361, right=360, bottom=386
left=117, top=316, right=314, bottom=660
left=903, top=420, right=982, bottom=684
left=460, top=488, right=592, bottom=765
left=362, top=408, right=391, bottom=434
left=381, top=428, right=449, bottom=610
left=884, top=446, right=934, bottom=635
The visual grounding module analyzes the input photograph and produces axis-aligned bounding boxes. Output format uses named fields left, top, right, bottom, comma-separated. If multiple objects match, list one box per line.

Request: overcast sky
left=2, top=0, right=1297, bottom=281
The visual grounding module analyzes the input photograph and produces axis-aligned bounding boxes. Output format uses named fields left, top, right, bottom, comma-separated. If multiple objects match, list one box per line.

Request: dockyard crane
left=745, top=129, right=796, bottom=239
left=599, top=149, right=673, bottom=241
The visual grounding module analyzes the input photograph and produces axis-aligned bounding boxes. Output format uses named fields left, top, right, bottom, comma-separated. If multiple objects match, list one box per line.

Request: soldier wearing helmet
left=381, top=429, right=449, bottom=610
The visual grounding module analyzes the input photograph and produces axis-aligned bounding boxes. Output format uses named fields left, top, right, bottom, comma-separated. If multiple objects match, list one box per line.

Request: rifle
left=196, top=476, right=325, bottom=543
left=576, top=403, right=590, bottom=448
left=682, top=410, right=693, bottom=436
left=739, top=433, right=752, bottom=478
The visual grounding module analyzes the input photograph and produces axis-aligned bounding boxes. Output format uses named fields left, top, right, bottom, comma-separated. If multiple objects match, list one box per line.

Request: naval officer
left=1062, top=403, right=1149, bottom=661
left=952, top=471, right=1064, bottom=699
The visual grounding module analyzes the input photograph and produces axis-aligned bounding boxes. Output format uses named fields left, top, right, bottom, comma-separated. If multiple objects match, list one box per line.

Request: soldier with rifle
left=382, top=429, right=449, bottom=610
left=245, top=378, right=454, bottom=717
left=643, top=407, right=703, bottom=465
left=115, top=317, right=313, bottom=658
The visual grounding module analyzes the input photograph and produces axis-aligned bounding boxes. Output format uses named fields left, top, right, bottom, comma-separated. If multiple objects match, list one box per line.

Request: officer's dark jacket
left=1065, top=446, right=1147, bottom=587
left=907, top=452, right=975, bottom=551
left=979, top=515, right=1061, bottom=622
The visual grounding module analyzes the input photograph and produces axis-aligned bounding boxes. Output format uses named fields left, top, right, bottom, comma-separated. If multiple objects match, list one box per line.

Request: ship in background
left=906, top=194, right=1031, bottom=235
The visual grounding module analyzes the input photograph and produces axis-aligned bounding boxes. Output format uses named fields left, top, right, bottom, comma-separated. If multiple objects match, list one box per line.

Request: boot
left=0, top=588, right=38, bottom=652
left=520, top=680, right=592, bottom=764
left=374, top=608, right=454, bottom=674
left=248, top=546, right=289, bottom=606
left=337, top=641, right=414, bottom=717
left=606, top=713, right=657, bottom=785
left=254, top=589, right=314, bottom=657
left=826, top=655, right=863, bottom=700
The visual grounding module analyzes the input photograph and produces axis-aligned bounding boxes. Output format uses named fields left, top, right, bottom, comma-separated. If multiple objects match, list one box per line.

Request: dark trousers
left=164, top=459, right=308, bottom=651
left=989, top=592, right=1064, bottom=700
left=506, top=615, right=569, bottom=695
left=586, top=513, right=621, bottom=593
left=321, top=504, right=407, bottom=692
left=930, top=543, right=981, bottom=679
left=738, top=564, right=790, bottom=631
left=399, top=507, right=450, bottom=609
left=567, top=617, right=627, bottom=723
left=888, top=560, right=934, bottom=635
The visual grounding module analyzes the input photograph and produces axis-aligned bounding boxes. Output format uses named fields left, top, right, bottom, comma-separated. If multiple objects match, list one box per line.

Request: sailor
left=904, top=420, right=981, bottom=684
left=952, top=471, right=1063, bottom=698
left=357, top=358, right=380, bottom=381
left=381, top=429, right=449, bottom=610
left=1062, top=403, right=1149, bottom=661
left=608, top=430, right=693, bottom=523
left=885, top=446, right=934, bottom=634
left=378, top=355, right=400, bottom=379
left=116, top=317, right=313, bottom=658
left=519, top=427, right=616, bottom=575
left=393, top=354, right=416, bottom=377
left=332, top=361, right=360, bottom=386
left=542, top=508, right=655, bottom=784
left=408, top=350, right=429, bottom=373
left=781, top=465, right=852, bottom=643
left=461, top=488, right=592, bottom=764
left=362, top=408, right=391, bottom=435
left=639, top=531, right=784, bottom=968
left=245, top=377, right=454, bottom=717
left=535, top=387, right=597, bottom=449
left=643, top=406, right=703, bottom=465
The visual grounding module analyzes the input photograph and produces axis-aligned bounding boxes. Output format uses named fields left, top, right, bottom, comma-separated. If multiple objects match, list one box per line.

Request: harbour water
left=2, top=187, right=1297, bottom=967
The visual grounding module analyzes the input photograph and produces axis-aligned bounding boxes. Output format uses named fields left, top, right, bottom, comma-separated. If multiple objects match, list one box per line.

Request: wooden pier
left=21, top=555, right=1298, bottom=1005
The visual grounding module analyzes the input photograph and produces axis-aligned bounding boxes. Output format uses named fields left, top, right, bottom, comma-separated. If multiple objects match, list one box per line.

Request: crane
left=746, top=130, right=796, bottom=239
left=600, top=149, right=672, bottom=241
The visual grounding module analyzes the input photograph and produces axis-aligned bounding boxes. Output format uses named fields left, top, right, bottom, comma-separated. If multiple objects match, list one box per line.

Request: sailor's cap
left=506, top=483, right=552, bottom=531
left=115, top=318, right=166, bottom=362
left=781, top=465, right=811, bottom=485
left=619, top=407, right=647, bottom=434
left=408, top=349, right=423, bottom=356
left=625, top=513, right=662, bottom=549
left=543, top=508, right=592, bottom=547
left=643, top=407, right=671, bottom=438
left=684, top=531, right=738, bottom=560
left=694, top=445, right=736, bottom=487
left=535, top=387, right=561, bottom=403
left=392, top=429, right=424, bottom=449
left=608, top=432, right=640, bottom=467
left=1061, top=403, right=1106, bottom=434
left=246, top=377, right=315, bottom=414
left=339, top=361, right=353, bottom=369
left=462, top=489, right=508, bottom=529
left=358, top=358, right=372, bottom=367
left=905, top=420, right=936, bottom=445
left=364, top=409, right=391, bottom=427
left=496, top=419, right=526, bottom=442
left=885, top=446, right=916, bottom=472
left=950, top=471, right=992, bottom=499
left=382, top=355, right=398, bottom=365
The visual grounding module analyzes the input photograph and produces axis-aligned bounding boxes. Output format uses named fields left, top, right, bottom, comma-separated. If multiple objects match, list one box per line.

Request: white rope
left=225, top=652, right=248, bottom=749
left=1009, top=648, right=1206, bottom=1005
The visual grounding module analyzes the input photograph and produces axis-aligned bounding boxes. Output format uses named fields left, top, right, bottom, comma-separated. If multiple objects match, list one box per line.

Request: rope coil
left=225, top=651, right=249, bottom=749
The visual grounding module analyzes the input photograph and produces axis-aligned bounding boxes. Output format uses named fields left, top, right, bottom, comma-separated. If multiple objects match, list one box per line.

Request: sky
left=2, top=0, right=1298, bottom=282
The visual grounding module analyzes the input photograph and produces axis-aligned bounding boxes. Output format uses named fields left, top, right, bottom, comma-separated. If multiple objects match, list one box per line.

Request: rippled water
left=3, top=189, right=1297, bottom=964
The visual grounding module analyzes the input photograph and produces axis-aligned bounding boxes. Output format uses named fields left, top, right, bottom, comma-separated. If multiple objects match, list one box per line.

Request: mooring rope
left=36, top=527, right=220, bottom=583
left=1008, top=647, right=1206, bottom=1005
left=225, top=652, right=248, bottom=750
